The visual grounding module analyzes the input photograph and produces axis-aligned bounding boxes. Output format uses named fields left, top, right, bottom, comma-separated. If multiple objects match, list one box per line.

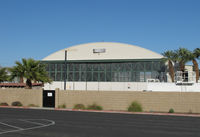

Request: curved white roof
left=43, top=42, right=163, bottom=61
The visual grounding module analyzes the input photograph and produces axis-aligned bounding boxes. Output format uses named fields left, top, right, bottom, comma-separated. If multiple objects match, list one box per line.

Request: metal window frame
left=42, top=59, right=165, bottom=82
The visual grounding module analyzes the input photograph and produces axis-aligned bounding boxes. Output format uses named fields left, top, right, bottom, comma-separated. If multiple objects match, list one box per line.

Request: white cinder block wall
left=44, top=82, right=200, bottom=92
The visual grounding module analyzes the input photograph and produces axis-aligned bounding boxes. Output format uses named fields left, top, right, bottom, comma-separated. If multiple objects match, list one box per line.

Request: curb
left=1, top=106, right=200, bottom=118
left=54, top=108, right=200, bottom=117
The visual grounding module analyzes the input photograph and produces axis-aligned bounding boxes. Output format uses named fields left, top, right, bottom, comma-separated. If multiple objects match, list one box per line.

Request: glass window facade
left=43, top=60, right=166, bottom=82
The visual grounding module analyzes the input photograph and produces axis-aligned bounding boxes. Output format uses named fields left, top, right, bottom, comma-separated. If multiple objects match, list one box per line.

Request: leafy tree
left=0, top=67, right=8, bottom=83
left=10, top=58, right=51, bottom=89
left=162, top=50, right=176, bottom=82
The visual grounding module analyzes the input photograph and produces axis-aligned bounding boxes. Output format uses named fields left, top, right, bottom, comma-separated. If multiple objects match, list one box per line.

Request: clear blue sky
left=0, top=0, right=200, bottom=67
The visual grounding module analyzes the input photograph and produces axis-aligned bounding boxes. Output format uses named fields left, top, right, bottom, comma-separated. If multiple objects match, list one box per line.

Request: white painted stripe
left=18, top=119, right=45, bottom=126
left=0, top=119, right=55, bottom=135
left=0, top=122, right=24, bottom=130
left=0, top=128, right=8, bottom=132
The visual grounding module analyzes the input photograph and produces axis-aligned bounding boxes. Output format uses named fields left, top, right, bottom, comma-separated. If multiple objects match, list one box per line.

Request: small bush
left=168, top=108, right=174, bottom=113
left=12, top=101, right=23, bottom=106
left=128, top=101, right=143, bottom=112
left=87, top=103, right=103, bottom=110
left=58, top=104, right=66, bottom=108
left=28, top=104, right=39, bottom=107
left=0, top=102, right=9, bottom=106
left=73, top=104, right=85, bottom=109
left=188, top=109, right=193, bottom=114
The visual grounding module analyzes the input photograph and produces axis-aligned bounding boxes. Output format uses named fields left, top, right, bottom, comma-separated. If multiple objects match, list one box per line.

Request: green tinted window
left=43, top=60, right=165, bottom=82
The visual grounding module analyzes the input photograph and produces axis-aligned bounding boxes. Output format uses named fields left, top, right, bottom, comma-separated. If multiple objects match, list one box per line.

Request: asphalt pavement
left=0, top=107, right=200, bottom=137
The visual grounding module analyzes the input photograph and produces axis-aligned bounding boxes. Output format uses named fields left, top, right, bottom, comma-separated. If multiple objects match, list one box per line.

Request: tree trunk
left=168, top=60, right=175, bottom=82
left=20, top=77, right=24, bottom=83
left=25, top=79, right=32, bottom=89
left=179, top=61, right=185, bottom=72
left=192, top=59, right=199, bottom=83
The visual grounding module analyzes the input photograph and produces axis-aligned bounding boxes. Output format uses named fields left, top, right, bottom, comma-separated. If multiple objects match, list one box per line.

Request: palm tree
left=10, top=58, right=51, bottom=89
left=175, top=48, right=191, bottom=72
left=189, top=48, right=200, bottom=82
left=0, top=67, right=8, bottom=83
left=162, top=50, right=176, bottom=82
left=9, top=61, right=25, bottom=83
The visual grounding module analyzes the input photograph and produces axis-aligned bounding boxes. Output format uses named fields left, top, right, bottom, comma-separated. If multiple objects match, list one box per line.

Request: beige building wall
left=0, top=88, right=200, bottom=114
left=0, top=88, right=43, bottom=107
left=56, top=90, right=200, bottom=113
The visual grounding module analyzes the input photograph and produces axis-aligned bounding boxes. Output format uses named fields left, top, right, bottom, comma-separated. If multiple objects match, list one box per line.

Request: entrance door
left=43, top=90, right=55, bottom=108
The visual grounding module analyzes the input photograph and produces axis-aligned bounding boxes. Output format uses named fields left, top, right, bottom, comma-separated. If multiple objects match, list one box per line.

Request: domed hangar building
left=42, top=42, right=166, bottom=91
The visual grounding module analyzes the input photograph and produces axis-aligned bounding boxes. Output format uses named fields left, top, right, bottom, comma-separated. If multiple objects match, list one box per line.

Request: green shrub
left=188, top=109, right=193, bottom=114
left=87, top=103, right=103, bottom=110
left=73, top=104, right=85, bottom=109
left=12, top=101, right=23, bottom=106
left=128, top=101, right=143, bottom=112
left=58, top=104, right=66, bottom=108
left=28, top=104, right=39, bottom=107
left=168, top=108, right=174, bottom=113
left=0, top=102, right=9, bottom=106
